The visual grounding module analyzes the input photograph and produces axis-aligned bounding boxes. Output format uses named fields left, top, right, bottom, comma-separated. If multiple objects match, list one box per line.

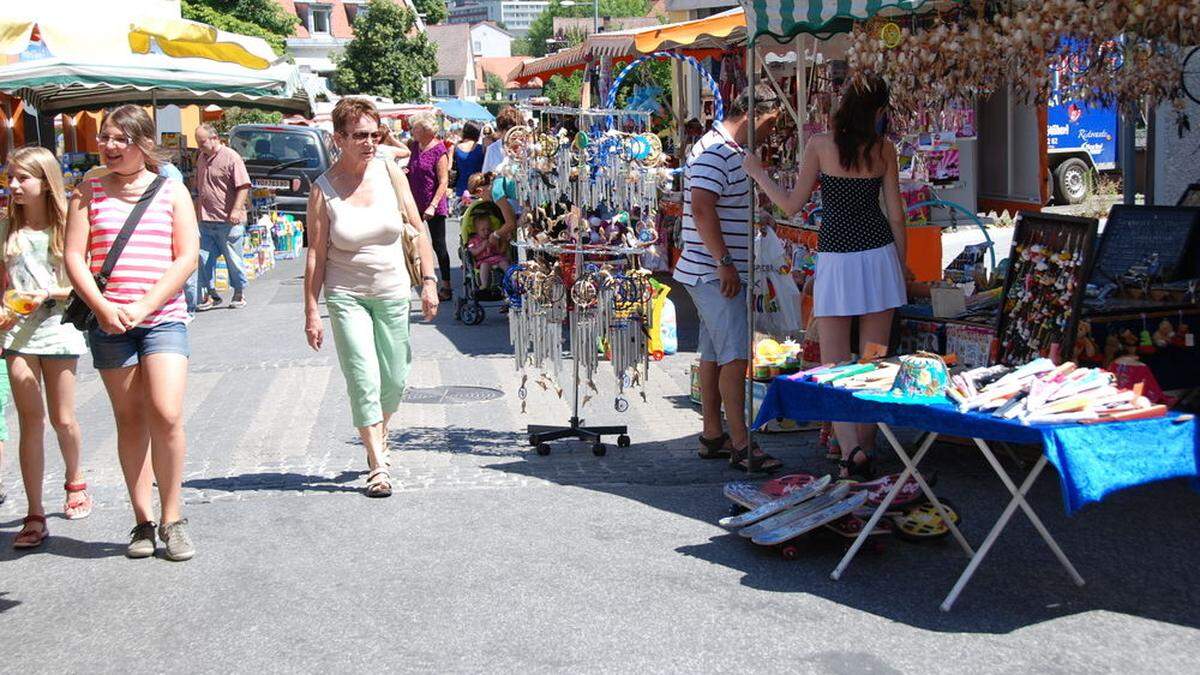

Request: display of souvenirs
left=945, top=322, right=994, bottom=370
left=995, top=213, right=1097, bottom=366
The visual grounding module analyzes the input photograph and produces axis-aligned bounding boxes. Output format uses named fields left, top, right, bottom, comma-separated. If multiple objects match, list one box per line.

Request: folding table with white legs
left=830, top=423, right=1086, bottom=612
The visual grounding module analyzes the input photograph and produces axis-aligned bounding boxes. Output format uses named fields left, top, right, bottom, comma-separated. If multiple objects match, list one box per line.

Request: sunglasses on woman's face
left=348, top=131, right=383, bottom=143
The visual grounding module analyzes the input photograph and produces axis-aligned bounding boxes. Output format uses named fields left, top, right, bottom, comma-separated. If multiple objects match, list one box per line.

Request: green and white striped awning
left=0, top=54, right=313, bottom=116
left=740, top=0, right=946, bottom=43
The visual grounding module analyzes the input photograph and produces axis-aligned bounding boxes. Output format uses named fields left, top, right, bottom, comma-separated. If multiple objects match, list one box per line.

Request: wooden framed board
left=1091, top=205, right=1200, bottom=284
left=994, top=212, right=1099, bottom=366
left=1178, top=183, right=1200, bottom=208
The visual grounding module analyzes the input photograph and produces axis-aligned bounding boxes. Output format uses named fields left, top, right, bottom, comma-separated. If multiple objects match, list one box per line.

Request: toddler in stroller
left=456, top=199, right=509, bottom=325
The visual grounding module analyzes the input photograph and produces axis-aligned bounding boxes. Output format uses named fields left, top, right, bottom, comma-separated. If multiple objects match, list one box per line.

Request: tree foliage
left=181, top=0, right=299, bottom=55
left=332, top=0, right=437, bottom=102
left=213, top=108, right=283, bottom=135
left=543, top=73, right=584, bottom=106
left=526, top=0, right=652, bottom=58
left=484, top=73, right=507, bottom=101
left=412, top=0, right=448, bottom=25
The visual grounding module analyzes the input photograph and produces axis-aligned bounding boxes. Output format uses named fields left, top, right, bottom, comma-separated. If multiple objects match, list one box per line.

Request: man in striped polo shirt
left=674, top=84, right=782, bottom=472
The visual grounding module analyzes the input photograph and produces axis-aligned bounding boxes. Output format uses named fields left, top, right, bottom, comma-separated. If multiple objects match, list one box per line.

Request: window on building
left=434, top=80, right=453, bottom=97
left=474, top=40, right=482, bottom=52
left=310, top=5, right=332, bottom=35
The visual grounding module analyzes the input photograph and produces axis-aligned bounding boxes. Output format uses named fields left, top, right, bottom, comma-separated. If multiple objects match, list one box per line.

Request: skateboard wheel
left=728, top=504, right=749, bottom=517
left=780, top=545, right=800, bottom=561
left=617, top=434, right=631, bottom=448
left=536, top=443, right=552, bottom=456
left=592, top=442, right=606, bottom=457
left=528, top=434, right=540, bottom=447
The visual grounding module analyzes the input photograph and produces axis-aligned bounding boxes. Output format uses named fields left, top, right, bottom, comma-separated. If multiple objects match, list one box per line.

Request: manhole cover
left=403, top=385, right=504, bottom=405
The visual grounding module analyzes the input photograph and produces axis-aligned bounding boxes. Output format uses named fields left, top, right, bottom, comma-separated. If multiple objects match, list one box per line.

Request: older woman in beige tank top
left=303, top=97, right=439, bottom=498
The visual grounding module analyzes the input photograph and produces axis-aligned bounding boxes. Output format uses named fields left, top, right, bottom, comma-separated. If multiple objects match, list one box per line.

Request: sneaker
left=126, top=521, right=157, bottom=559
left=230, top=292, right=246, bottom=309
left=196, top=298, right=215, bottom=312
left=208, top=291, right=224, bottom=307
left=158, top=519, right=195, bottom=562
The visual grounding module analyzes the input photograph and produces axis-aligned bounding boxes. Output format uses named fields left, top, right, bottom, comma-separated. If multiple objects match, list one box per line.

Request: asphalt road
left=1, top=248, right=1197, bottom=673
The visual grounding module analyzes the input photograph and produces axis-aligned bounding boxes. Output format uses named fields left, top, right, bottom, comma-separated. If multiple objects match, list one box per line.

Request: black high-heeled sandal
left=839, top=447, right=875, bottom=482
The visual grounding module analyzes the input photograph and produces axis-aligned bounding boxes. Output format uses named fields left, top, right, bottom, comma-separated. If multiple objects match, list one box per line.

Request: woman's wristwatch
left=422, top=275, right=438, bottom=285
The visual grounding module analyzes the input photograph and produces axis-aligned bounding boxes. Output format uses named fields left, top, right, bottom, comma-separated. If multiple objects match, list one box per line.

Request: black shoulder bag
left=63, top=175, right=167, bottom=332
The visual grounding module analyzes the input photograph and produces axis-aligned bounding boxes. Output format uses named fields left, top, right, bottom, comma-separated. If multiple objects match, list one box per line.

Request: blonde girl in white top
left=1, top=147, right=91, bottom=549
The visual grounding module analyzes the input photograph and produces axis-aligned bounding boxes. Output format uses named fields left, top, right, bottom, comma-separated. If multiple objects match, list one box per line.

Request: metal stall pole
left=745, top=44, right=759, bottom=472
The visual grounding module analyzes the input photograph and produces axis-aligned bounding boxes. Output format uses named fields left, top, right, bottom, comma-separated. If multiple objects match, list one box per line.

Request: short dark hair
left=462, top=122, right=481, bottom=142
left=727, top=83, right=779, bottom=119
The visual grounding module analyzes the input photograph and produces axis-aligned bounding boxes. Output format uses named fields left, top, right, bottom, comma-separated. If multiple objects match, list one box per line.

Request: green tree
left=412, top=0, right=448, bottom=25
left=332, top=0, right=437, bottom=102
left=214, top=108, right=283, bottom=135
left=543, top=72, right=584, bottom=106
left=525, top=0, right=652, bottom=58
left=485, top=73, right=507, bottom=101
left=181, top=0, right=299, bottom=55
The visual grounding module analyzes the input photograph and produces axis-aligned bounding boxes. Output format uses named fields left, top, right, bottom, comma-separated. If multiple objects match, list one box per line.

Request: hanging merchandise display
left=501, top=107, right=670, bottom=456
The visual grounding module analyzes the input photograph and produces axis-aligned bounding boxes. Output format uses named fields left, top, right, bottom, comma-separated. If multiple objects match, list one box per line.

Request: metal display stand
left=505, top=107, right=660, bottom=457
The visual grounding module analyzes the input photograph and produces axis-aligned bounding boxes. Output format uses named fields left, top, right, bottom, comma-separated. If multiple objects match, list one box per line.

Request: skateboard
left=738, top=483, right=852, bottom=540
left=723, top=473, right=820, bottom=512
left=845, top=472, right=934, bottom=513
left=718, top=475, right=832, bottom=529
left=751, top=490, right=869, bottom=546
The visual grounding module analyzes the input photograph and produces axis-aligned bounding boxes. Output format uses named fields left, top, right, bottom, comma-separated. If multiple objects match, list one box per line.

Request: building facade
left=277, top=0, right=424, bottom=90
left=447, top=0, right=550, bottom=36
left=427, top=23, right=478, bottom=100
left=471, top=22, right=514, bottom=58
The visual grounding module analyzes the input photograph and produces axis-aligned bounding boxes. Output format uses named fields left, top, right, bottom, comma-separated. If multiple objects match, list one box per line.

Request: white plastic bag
left=754, top=228, right=803, bottom=336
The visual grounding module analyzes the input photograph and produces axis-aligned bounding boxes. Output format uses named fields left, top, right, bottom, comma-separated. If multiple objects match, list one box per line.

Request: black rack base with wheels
left=528, top=418, right=630, bottom=456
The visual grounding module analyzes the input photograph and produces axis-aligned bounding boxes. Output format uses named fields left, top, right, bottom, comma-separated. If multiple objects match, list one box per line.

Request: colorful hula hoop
left=605, top=51, right=724, bottom=124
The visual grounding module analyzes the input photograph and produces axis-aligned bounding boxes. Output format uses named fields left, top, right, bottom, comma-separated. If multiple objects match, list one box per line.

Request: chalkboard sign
left=1090, top=205, right=1200, bottom=284
left=1180, top=183, right=1200, bottom=207
left=995, top=212, right=1098, bottom=366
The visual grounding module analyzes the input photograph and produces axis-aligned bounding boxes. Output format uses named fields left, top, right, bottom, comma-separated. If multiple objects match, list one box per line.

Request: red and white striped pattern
left=87, top=178, right=189, bottom=327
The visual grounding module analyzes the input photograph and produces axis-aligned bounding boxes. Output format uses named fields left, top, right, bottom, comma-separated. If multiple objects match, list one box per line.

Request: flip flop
left=698, top=432, right=732, bottom=459
left=13, top=514, right=48, bottom=550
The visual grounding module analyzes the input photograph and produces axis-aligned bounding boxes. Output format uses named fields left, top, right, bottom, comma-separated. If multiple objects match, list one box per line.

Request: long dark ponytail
left=833, top=74, right=891, bottom=172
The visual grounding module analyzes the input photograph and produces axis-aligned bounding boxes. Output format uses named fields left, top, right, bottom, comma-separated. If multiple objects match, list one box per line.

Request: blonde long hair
left=4, top=146, right=68, bottom=262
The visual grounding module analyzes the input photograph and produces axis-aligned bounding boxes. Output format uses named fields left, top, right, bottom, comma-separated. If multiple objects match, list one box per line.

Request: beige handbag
left=380, top=159, right=424, bottom=288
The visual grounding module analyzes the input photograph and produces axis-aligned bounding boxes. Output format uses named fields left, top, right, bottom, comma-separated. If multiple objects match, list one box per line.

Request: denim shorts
left=87, top=321, right=190, bottom=370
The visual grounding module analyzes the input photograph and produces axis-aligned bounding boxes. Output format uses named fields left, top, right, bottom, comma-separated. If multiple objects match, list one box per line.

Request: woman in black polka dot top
left=744, top=74, right=910, bottom=480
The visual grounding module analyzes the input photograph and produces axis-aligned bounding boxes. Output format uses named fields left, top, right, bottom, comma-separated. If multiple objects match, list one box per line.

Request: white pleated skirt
left=813, top=243, right=907, bottom=317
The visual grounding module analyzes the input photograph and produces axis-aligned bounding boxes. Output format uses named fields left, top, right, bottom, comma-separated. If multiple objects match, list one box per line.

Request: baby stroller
left=455, top=201, right=508, bottom=325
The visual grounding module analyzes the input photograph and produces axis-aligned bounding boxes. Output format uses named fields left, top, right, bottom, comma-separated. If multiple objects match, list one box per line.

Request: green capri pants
left=325, top=292, right=413, bottom=429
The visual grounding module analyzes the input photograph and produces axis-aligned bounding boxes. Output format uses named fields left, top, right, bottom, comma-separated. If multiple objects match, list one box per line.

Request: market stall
left=733, top=0, right=1200, bottom=610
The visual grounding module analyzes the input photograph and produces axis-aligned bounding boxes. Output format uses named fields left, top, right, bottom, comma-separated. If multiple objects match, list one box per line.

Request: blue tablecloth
left=754, top=376, right=1200, bottom=515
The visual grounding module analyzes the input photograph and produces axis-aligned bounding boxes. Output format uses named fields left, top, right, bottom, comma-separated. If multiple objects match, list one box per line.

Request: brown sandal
left=365, top=468, right=393, bottom=498
left=730, top=443, right=783, bottom=473
left=13, top=514, right=48, bottom=550
left=698, top=432, right=732, bottom=459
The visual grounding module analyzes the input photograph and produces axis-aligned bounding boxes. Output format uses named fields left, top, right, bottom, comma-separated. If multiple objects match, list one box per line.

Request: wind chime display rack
left=500, top=107, right=669, bottom=455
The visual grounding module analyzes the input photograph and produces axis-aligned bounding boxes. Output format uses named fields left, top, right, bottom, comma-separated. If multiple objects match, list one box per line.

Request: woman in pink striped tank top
left=64, top=105, right=200, bottom=562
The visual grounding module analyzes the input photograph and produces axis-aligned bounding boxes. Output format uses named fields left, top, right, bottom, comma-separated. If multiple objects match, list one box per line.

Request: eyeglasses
left=348, top=131, right=383, bottom=143
left=96, top=133, right=133, bottom=148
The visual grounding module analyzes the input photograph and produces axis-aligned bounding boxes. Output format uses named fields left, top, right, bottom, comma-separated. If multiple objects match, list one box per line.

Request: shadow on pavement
left=0, top=534, right=125, bottom=561
left=183, top=470, right=364, bottom=495
left=398, top=422, right=1200, bottom=636
left=0, top=591, right=20, bottom=613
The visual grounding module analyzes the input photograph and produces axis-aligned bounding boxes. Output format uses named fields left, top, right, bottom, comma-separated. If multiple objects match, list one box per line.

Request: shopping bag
left=754, top=228, right=803, bottom=336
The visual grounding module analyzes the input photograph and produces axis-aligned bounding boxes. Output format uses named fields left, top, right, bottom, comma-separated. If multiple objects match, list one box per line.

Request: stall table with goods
left=748, top=353, right=1199, bottom=611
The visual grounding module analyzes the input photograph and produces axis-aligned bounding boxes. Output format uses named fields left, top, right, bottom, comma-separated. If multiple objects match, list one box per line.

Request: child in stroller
left=455, top=178, right=509, bottom=325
